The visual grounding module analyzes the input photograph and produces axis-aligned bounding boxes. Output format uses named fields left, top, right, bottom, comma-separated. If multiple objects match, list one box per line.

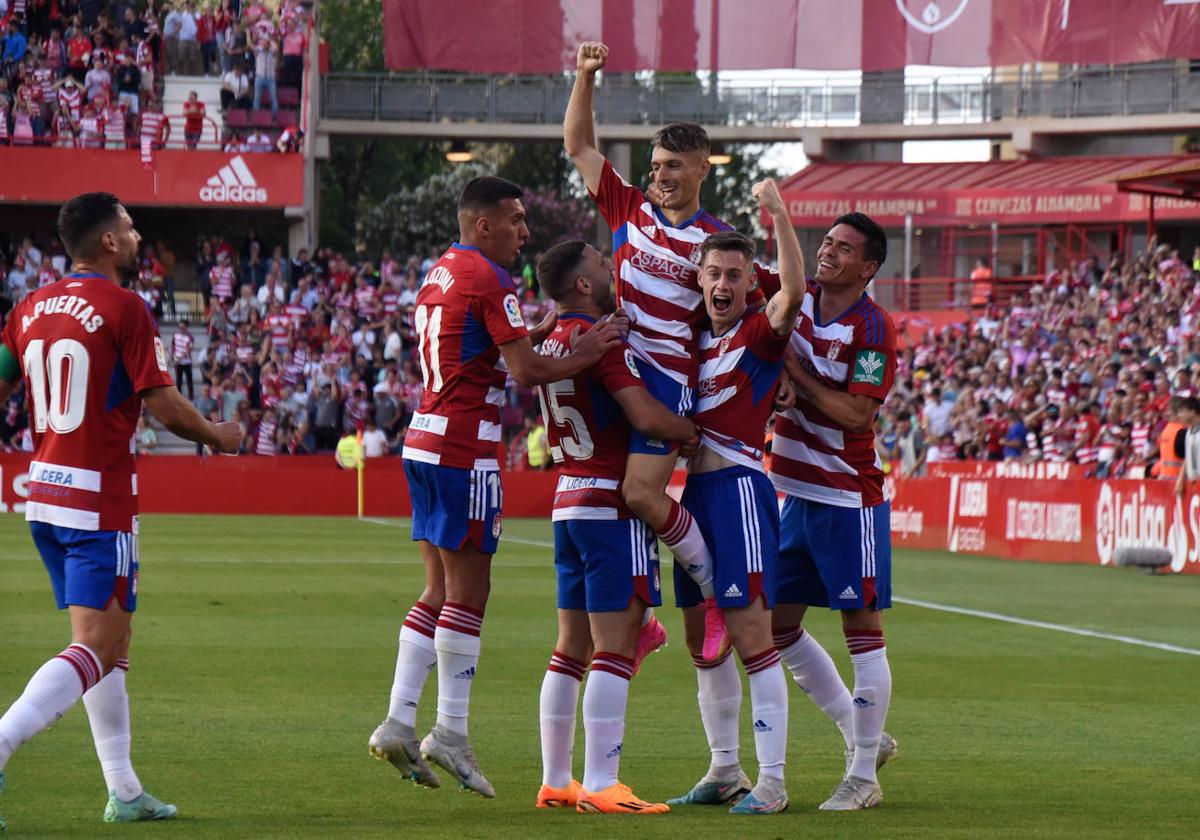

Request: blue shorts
left=554, top=518, right=662, bottom=612
left=404, top=460, right=502, bottom=555
left=674, top=466, right=778, bottom=609
left=31, top=523, right=139, bottom=612
left=628, top=362, right=693, bottom=456
left=776, top=496, right=892, bottom=611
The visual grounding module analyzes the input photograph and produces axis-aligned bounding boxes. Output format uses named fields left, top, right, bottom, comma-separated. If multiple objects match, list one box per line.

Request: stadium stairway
left=161, top=75, right=225, bottom=150
left=149, top=326, right=214, bottom=455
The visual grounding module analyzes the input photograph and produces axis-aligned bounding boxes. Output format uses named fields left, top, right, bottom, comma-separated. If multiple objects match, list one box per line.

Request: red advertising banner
left=891, top=473, right=1200, bottom=575
left=383, top=0, right=1200, bottom=74
left=0, top=454, right=558, bottom=519
left=0, top=149, right=304, bottom=209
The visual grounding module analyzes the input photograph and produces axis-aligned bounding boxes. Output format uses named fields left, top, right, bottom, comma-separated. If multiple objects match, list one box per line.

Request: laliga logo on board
left=1094, top=483, right=1186, bottom=571
left=895, top=0, right=971, bottom=34
left=199, top=156, right=269, bottom=204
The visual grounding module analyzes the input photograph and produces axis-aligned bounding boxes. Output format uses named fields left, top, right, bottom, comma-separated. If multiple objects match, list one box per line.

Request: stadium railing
left=871, top=275, right=1038, bottom=312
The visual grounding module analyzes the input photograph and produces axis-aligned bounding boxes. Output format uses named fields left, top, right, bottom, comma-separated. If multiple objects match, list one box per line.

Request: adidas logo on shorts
left=853, top=696, right=875, bottom=709
left=753, top=719, right=772, bottom=733
left=724, top=583, right=743, bottom=598
left=839, top=585, right=857, bottom=600
left=454, top=667, right=476, bottom=680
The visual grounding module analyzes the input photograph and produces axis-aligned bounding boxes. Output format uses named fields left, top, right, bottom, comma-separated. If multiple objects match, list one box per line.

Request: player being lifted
left=532, top=241, right=700, bottom=815
left=565, top=40, right=778, bottom=658
left=368, top=177, right=622, bottom=798
left=667, top=180, right=804, bottom=815
left=769, top=211, right=899, bottom=810
left=0, top=193, right=240, bottom=831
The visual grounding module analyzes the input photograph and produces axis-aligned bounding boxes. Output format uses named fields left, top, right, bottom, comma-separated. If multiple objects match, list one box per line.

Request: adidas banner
left=0, top=148, right=303, bottom=208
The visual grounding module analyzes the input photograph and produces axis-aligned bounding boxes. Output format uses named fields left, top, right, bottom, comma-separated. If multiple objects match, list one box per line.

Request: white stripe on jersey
left=621, top=227, right=704, bottom=310
left=556, top=475, right=620, bottom=492
left=697, top=344, right=746, bottom=381
left=401, top=445, right=440, bottom=465
left=801, top=294, right=857, bottom=343
left=790, top=331, right=849, bottom=382
left=780, top=406, right=845, bottom=451
left=25, top=501, right=101, bottom=531
left=772, top=434, right=857, bottom=476
left=409, top=412, right=449, bottom=436
left=629, top=334, right=693, bottom=366
left=474, top=458, right=500, bottom=471
left=768, top=472, right=863, bottom=508
left=622, top=299, right=694, bottom=340
left=485, top=386, right=505, bottom=406
left=29, top=461, right=102, bottom=493
left=697, top=385, right=738, bottom=415
left=477, top=420, right=502, bottom=442
left=634, top=202, right=712, bottom=243
left=552, top=505, right=621, bottom=522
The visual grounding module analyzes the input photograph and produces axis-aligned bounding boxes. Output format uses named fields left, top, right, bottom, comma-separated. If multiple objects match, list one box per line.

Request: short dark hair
left=57, top=192, right=122, bottom=260
left=537, top=240, right=588, bottom=303
left=833, top=212, right=888, bottom=276
left=1183, top=397, right=1200, bottom=414
left=653, top=122, right=710, bottom=155
left=699, top=230, right=755, bottom=270
left=458, top=176, right=523, bottom=213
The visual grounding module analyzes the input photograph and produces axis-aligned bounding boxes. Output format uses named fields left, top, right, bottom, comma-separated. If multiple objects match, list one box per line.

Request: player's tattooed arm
left=564, top=41, right=609, bottom=194
left=784, top=350, right=878, bottom=433
left=755, top=179, right=805, bottom=336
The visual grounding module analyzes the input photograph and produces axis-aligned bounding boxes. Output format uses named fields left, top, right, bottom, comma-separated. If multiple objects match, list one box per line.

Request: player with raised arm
left=531, top=241, right=699, bottom=815
left=565, top=40, right=779, bottom=660
left=0, top=193, right=240, bottom=831
left=770, top=212, right=899, bottom=810
left=367, top=177, right=622, bottom=798
left=666, top=180, right=804, bottom=816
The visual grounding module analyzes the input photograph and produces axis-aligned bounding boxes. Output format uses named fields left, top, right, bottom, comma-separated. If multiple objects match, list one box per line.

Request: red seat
left=251, top=110, right=276, bottom=128
left=278, top=87, right=300, bottom=106
left=225, top=109, right=249, bottom=128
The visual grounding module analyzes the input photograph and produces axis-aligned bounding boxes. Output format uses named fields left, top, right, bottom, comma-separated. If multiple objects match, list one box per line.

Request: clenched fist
left=577, top=41, right=609, bottom=73
left=752, top=178, right=786, bottom=216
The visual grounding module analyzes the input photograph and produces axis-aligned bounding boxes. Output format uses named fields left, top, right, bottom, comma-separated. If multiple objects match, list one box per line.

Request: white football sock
left=581, top=653, right=634, bottom=793
left=386, top=602, right=440, bottom=728
left=694, top=651, right=742, bottom=776
left=0, top=644, right=102, bottom=771
left=848, top=647, right=892, bottom=782
left=658, top=502, right=715, bottom=599
left=83, top=659, right=143, bottom=802
left=434, top=603, right=483, bottom=736
left=776, top=628, right=855, bottom=750
left=744, top=648, right=787, bottom=782
left=539, top=651, right=585, bottom=788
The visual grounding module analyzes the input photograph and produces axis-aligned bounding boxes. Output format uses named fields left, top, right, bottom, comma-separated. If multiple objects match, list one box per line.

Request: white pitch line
left=896, top=596, right=1200, bottom=657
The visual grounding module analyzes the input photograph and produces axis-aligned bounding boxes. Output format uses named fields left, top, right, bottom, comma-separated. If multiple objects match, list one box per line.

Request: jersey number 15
left=538, top=379, right=594, bottom=461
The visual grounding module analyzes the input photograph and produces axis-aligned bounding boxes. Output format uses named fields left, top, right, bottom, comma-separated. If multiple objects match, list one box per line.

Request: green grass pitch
left=1, top=513, right=1198, bottom=838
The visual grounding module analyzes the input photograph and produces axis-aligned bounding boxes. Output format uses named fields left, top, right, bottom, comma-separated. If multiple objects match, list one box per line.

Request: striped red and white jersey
left=1, top=273, right=175, bottom=532
left=265, top=312, right=291, bottom=349
left=769, top=281, right=896, bottom=509
left=171, top=329, right=194, bottom=363
left=402, top=244, right=529, bottom=471
left=255, top=415, right=278, bottom=455
left=139, top=111, right=167, bottom=147
left=1131, top=422, right=1153, bottom=457
left=209, top=265, right=236, bottom=301
left=693, top=311, right=788, bottom=472
left=590, top=160, right=777, bottom=388
left=284, top=302, right=309, bottom=328
left=536, top=314, right=645, bottom=521
left=1074, top=414, right=1100, bottom=463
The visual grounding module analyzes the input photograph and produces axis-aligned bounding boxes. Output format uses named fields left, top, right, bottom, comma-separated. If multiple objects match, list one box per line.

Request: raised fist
left=577, top=41, right=609, bottom=73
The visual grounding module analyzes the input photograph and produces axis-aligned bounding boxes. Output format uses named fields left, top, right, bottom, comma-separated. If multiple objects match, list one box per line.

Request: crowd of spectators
left=0, top=0, right=307, bottom=149
left=3, top=223, right=1200, bottom=477
left=875, top=243, right=1200, bottom=480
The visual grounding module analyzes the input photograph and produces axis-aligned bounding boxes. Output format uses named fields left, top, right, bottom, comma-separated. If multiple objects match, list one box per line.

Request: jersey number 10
left=22, top=338, right=90, bottom=435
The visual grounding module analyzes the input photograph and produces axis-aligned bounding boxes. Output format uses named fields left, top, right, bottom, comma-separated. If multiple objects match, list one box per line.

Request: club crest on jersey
left=852, top=349, right=887, bottom=386
left=895, top=0, right=971, bottom=34
left=826, top=339, right=842, bottom=361
left=718, top=334, right=734, bottom=356
left=502, top=294, right=524, bottom=328
left=624, top=349, right=642, bottom=379
left=690, top=243, right=703, bottom=264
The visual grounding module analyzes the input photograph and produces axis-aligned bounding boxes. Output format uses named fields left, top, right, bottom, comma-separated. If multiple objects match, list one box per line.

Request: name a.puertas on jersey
left=22, top=294, right=105, bottom=334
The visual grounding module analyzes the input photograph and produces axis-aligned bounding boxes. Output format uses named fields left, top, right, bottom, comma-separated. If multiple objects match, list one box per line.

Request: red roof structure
left=778, top=155, right=1200, bottom=227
